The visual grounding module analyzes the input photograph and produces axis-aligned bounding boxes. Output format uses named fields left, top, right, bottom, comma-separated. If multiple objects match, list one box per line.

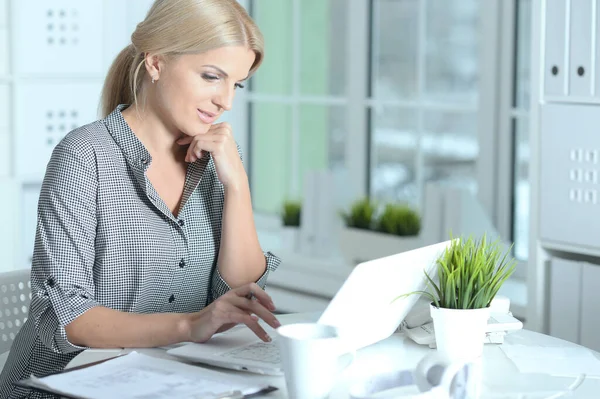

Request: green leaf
left=393, top=234, right=516, bottom=310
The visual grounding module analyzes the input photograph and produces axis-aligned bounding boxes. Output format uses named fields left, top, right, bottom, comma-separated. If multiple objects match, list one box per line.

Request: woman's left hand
left=177, top=122, right=246, bottom=189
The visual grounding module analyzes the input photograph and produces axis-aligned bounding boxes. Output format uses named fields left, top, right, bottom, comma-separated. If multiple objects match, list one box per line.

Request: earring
left=151, top=77, right=156, bottom=84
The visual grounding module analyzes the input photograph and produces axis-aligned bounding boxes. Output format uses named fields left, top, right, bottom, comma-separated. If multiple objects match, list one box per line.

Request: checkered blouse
left=0, top=105, right=280, bottom=398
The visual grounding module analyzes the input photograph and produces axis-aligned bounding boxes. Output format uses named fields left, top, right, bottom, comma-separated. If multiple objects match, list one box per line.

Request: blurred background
left=3, top=0, right=577, bottom=344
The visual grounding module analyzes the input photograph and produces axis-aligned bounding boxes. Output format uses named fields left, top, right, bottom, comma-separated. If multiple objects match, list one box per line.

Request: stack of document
left=17, top=351, right=277, bottom=399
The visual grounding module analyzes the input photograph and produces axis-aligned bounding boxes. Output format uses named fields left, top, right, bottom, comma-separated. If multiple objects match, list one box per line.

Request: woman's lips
left=197, top=109, right=217, bottom=124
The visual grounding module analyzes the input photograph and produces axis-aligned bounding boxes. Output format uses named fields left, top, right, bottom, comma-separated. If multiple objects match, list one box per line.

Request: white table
left=67, top=313, right=600, bottom=398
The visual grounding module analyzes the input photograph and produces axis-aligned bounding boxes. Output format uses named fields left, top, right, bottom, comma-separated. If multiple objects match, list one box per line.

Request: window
left=249, top=0, right=485, bottom=217
left=369, top=0, right=480, bottom=206
left=512, top=0, right=532, bottom=260
left=248, top=0, right=349, bottom=214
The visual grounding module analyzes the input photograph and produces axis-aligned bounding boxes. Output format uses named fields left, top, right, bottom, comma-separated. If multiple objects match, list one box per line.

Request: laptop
left=166, top=240, right=452, bottom=375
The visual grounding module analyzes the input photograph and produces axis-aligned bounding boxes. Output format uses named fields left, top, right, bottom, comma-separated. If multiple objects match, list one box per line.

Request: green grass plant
left=396, top=235, right=516, bottom=309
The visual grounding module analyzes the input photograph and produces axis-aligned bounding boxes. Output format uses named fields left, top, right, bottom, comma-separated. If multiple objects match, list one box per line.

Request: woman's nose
left=215, top=85, right=235, bottom=111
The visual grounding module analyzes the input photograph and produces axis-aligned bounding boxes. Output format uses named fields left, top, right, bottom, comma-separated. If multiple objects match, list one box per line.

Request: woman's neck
left=121, top=103, right=186, bottom=161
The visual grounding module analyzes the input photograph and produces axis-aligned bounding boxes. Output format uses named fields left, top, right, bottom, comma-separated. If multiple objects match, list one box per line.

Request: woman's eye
left=202, top=74, right=219, bottom=82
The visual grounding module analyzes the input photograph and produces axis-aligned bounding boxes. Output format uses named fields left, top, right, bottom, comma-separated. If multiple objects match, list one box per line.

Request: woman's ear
left=144, top=53, right=163, bottom=82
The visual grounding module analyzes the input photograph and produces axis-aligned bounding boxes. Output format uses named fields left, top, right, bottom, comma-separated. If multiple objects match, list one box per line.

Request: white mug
left=276, top=323, right=351, bottom=399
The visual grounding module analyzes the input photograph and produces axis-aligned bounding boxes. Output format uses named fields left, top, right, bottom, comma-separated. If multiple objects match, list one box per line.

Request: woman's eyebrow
left=203, top=64, right=249, bottom=81
left=203, top=64, right=229, bottom=78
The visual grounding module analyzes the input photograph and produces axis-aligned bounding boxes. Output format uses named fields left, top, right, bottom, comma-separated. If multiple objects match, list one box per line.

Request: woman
left=0, top=0, right=281, bottom=397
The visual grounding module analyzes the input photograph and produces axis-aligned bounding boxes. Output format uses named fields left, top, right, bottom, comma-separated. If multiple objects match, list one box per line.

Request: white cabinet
left=0, top=0, right=7, bottom=77
left=13, top=82, right=102, bottom=181
left=12, top=0, right=104, bottom=76
left=531, top=0, right=600, bottom=336
left=0, top=180, right=19, bottom=272
left=549, top=259, right=582, bottom=344
left=0, top=84, right=10, bottom=178
left=543, top=0, right=599, bottom=99
left=19, top=185, right=40, bottom=268
left=569, top=0, right=594, bottom=97
left=0, top=83, right=9, bottom=128
left=549, top=258, right=600, bottom=352
left=580, top=263, right=600, bottom=351
left=539, top=104, right=600, bottom=251
left=543, top=0, right=568, bottom=97
left=0, top=0, right=6, bottom=25
left=0, top=132, right=9, bottom=178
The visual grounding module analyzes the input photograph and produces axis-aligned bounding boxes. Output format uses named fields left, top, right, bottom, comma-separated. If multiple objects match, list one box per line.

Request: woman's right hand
left=183, top=283, right=281, bottom=343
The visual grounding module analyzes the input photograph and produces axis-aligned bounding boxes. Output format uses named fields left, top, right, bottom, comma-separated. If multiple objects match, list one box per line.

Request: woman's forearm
left=218, top=176, right=266, bottom=287
left=64, top=306, right=191, bottom=348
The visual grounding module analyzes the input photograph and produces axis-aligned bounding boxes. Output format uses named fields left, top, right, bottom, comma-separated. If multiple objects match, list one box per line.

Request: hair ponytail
left=100, top=44, right=144, bottom=118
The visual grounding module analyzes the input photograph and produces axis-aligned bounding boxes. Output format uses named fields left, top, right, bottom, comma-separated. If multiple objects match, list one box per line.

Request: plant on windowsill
left=339, top=199, right=422, bottom=265
left=375, top=203, right=421, bottom=237
left=340, top=197, right=376, bottom=231
left=397, top=235, right=516, bottom=362
left=281, top=200, right=302, bottom=253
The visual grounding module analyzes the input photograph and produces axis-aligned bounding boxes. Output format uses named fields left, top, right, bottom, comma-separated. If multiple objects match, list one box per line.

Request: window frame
left=240, top=0, right=516, bottom=259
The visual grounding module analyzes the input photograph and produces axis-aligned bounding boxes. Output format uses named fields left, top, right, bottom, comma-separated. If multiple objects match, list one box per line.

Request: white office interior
left=0, top=0, right=598, bottom=369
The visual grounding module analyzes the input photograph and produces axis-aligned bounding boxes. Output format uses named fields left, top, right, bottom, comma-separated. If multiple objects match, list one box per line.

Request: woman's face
left=149, top=46, right=256, bottom=136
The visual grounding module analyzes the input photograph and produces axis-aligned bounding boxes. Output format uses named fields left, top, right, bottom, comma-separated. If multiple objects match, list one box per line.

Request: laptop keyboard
left=221, top=341, right=281, bottom=364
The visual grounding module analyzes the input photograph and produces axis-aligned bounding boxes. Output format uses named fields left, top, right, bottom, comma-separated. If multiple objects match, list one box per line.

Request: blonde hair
left=100, top=0, right=264, bottom=117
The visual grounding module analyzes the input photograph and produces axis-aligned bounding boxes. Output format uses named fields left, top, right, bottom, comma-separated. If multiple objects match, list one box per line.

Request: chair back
left=0, top=269, right=31, bottom=354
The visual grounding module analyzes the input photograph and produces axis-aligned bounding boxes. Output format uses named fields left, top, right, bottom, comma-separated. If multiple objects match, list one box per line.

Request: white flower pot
left=339, top=227, right=421, bottom=265
left=430, top=304, right=490, bottom=362
left=281, top=226, right=301, bottom=253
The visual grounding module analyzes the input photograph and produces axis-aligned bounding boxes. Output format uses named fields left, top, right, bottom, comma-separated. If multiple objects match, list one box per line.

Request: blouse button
left=169, top=294, right=175, bottom=303
left=178, top=219, right=185, bottom=227
left=179, top=259, right=185, bottom=268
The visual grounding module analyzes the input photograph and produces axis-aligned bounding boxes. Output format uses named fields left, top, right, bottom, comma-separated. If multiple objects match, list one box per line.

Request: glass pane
left=371, top=0, right=419, bottom=100
left=251, top=104, right=347, bottom=213
left=370, top=107, right=418, bottom=203
left=513, top=118, right=529, bottom=260
left=424, top=0, right=479, bottom=103
left=251, top=103, right=292, bottom=213
left=515, top=0, right=532, bottom=109
left=251, top=0, right=293, bottom=95
left=423, top=112, right=478, bottom=193
left=299, top=105, right=348, bottom=209
left=300, top=0, right=347, bottom=96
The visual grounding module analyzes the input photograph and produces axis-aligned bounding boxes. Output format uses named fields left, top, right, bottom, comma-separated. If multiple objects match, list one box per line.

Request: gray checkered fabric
left=0, top=104, right=280, bottom=398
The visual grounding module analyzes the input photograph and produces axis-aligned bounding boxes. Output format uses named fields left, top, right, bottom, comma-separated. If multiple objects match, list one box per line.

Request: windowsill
left=257, top=222, right=529, bottom=321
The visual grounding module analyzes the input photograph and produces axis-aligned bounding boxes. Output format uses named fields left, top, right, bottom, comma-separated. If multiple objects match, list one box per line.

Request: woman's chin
left=196, top=123, right=212, bottom=135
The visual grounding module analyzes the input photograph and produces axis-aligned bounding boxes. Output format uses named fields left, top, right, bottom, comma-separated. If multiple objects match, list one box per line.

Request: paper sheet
left=500, top=344, right=600, bottom=376
left=31, top=351, right=269, bottom=399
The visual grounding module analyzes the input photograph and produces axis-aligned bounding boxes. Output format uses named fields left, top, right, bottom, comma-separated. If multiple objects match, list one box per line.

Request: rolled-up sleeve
left=211, top=251, right=281, bottom=300
left=29, top=141, right=100, bottom=354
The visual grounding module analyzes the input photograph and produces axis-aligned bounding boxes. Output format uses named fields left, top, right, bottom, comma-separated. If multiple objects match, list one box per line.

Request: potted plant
left=400, top=235, right=516, bottom=362
left=281, top=200, right=302, bottom=252
left=375, top=203, right=421, bottom=237
left=339, top=199, right=422, bottom=265
left=340, top=198, right=376, bottom=231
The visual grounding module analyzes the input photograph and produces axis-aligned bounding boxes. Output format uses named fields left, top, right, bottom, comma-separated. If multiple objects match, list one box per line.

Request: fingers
left=235, top=283, right=276, bottom=312
left=238, top=313, right=271, bottom=342
left=177, top=122, right=232, bottom=147
left=176, top=136, right=194, bottom=145
left=184, top=135, right=228, bottom=163
left=208, top=122, right=232, bottom=136
left=219, top=306, right=271, bottom=342
left=229, top=295, right=281, bottom=330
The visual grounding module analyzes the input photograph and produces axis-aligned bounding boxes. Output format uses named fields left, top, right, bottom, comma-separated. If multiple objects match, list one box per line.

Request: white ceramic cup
left=276, top=323, right=349, bottom=399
